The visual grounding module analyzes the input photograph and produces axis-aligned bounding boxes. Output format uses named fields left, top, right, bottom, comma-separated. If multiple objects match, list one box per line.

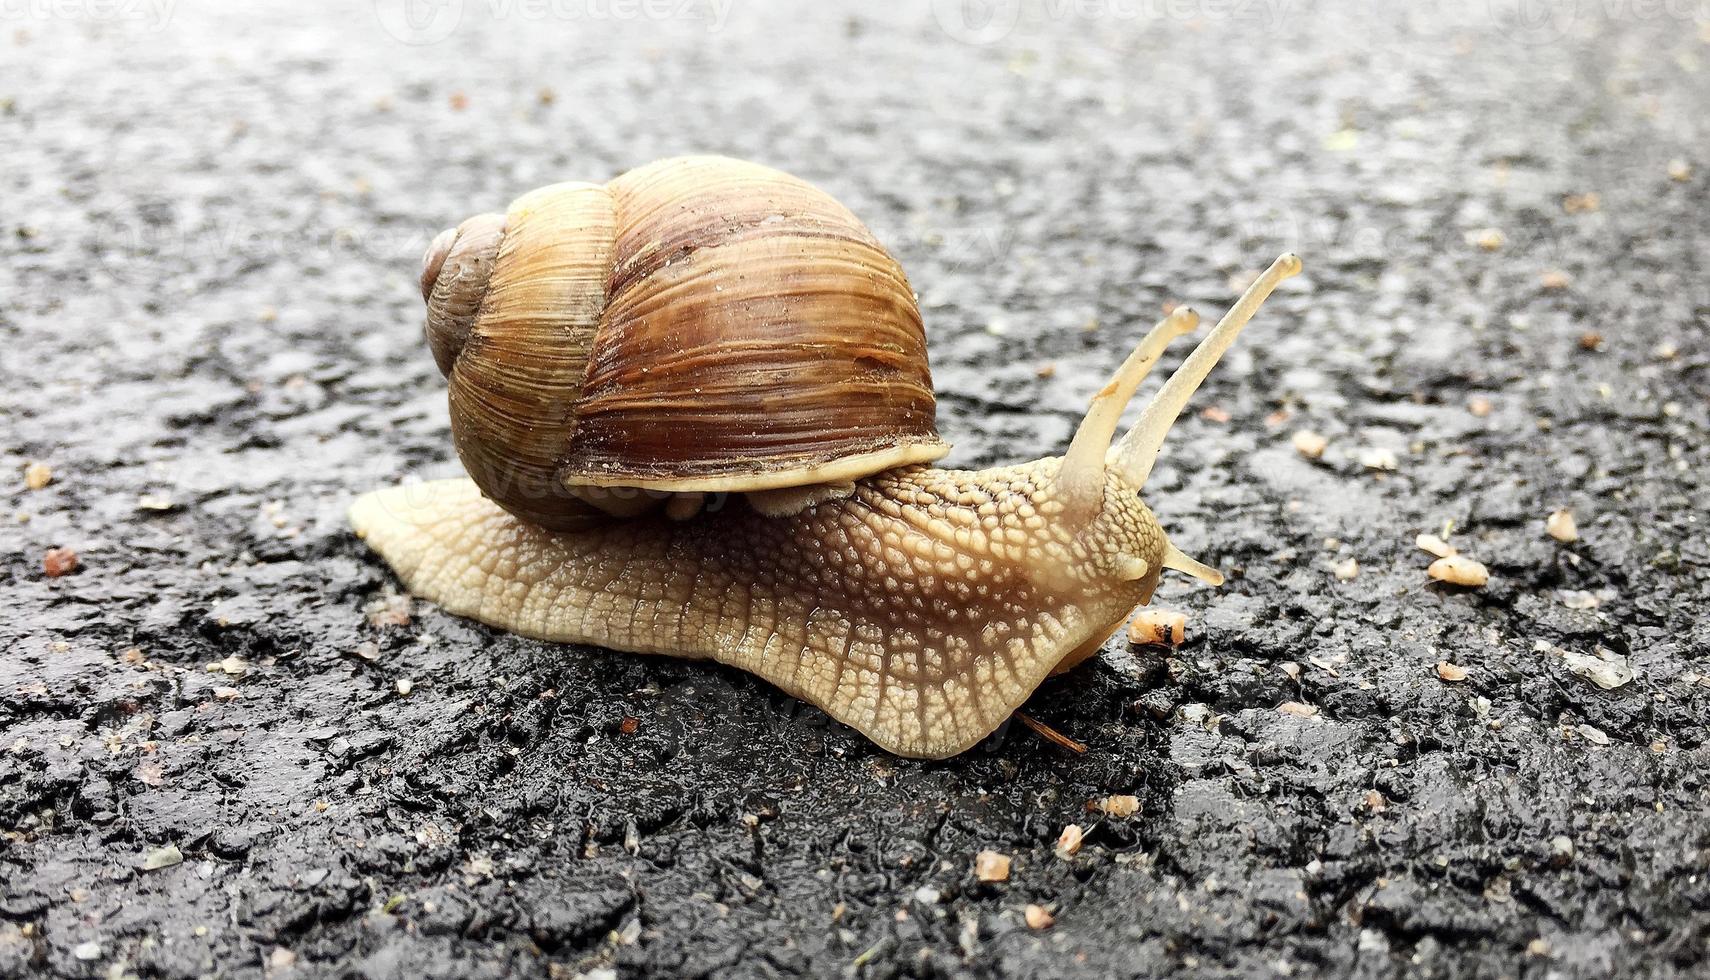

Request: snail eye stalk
left=1056, top=306, right=1199, bottom=521
left=1111, top=253, right=1302, bottom=489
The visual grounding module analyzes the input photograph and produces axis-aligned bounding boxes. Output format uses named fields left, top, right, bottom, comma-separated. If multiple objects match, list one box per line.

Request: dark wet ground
left=4, top=2, right=1709, bottom=977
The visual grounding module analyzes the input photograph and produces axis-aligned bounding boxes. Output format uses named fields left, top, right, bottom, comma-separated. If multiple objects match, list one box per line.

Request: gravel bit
left=973, top=851, right=1011, bottom=883
left=1428, top=555, right=1490, bottom=587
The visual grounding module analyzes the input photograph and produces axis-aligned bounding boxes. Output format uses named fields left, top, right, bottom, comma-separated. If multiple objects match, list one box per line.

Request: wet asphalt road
left=3, top=1, right=1709, bottom=977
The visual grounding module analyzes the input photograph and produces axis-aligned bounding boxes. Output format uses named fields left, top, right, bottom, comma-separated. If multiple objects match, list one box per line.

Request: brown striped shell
left=418, top=156, right=950, bottom=530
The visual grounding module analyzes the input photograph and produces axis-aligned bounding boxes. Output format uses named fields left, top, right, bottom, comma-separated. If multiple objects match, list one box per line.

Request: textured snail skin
left=350, top=458, right=1164, bottom=759
left=371, top=149, right=1301, bottom=760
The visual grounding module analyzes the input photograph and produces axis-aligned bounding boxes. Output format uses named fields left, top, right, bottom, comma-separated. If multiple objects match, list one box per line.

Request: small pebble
left=1540, top=270, right=1570, bottom=290
left=1291, top=430, right=1328, bottom=459
left=210, top=655, right=247, bottom=676
left=1099, top=795, right=1139, bottom=818
left=1356, top=446, right=1398, bottom=471
left=1473, top=228, right=1504, bottom=250
left=1545, top=509, right=1578, bottom=542
left=43, top=547, right=78, bottom=578
left=1364, top=789, right=1387, bottom=813
left=1054, top=824, right=1084, bottom=858
left=143, top=844, right=183, bottom=870
left=23, top=462, right=52, bottom=490
left=1436, top=662, right=1469, bottom=682
left=1333, top=557, right=1359, bottom=582
left=1467, top=396, right=1493, bottom=417
left=1428, top=555, right=1489, bottom=588
left=1323, top=128, right=1358, bottom=152
left=1278, top=701, right=1319, bottom=718
left=1666, top=158, right=1691, bottom=182
left=1576, top=724, right=1611, bottom=746
left=1024, top=904, right=1055, bottom=930
left=1415, top=533, right=1457, bottom=558
left=72, top=941, right=101, bottom=961
left=396, top=678, right=414, bottom=696
left=1578, top=331, right=1603, bottom=351
left=1561, top=648, right=1633, bottom=690
left=1562, top=192, right=1600, bottom=214
left=268, top=948, right=298, bottom=970
left=973, top=850, right=1011, bottom=883
left=365, top=593, right=412, bottom=627
left=1127, top=609, right=1186, bottom=646
left=1035, top=363, right=1056, bottom=379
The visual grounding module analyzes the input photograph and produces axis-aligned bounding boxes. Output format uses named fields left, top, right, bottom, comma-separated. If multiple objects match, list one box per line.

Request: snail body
left=353, top=156, right=1300, bottom=759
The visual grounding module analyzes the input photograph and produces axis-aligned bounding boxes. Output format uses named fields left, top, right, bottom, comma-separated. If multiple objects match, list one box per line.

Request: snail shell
left=419, top=156, right=949, bottom=530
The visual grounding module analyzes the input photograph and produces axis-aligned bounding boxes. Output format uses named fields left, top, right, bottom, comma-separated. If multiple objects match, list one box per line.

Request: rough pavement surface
left=4, top=2, right=1708, bottom=977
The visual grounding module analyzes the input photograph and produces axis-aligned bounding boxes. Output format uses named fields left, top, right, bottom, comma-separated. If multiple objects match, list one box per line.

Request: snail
left=351, top=155, right=1300, bottom=759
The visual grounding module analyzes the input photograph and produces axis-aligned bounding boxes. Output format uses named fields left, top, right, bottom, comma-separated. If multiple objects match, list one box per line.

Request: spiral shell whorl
left=442, top=184, right=615, bottom=530
left=426, top=156, right=948, bottom=528
left=419, top=227, right=456, bottom=303
left=422, top=212, right=506, bottom=377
